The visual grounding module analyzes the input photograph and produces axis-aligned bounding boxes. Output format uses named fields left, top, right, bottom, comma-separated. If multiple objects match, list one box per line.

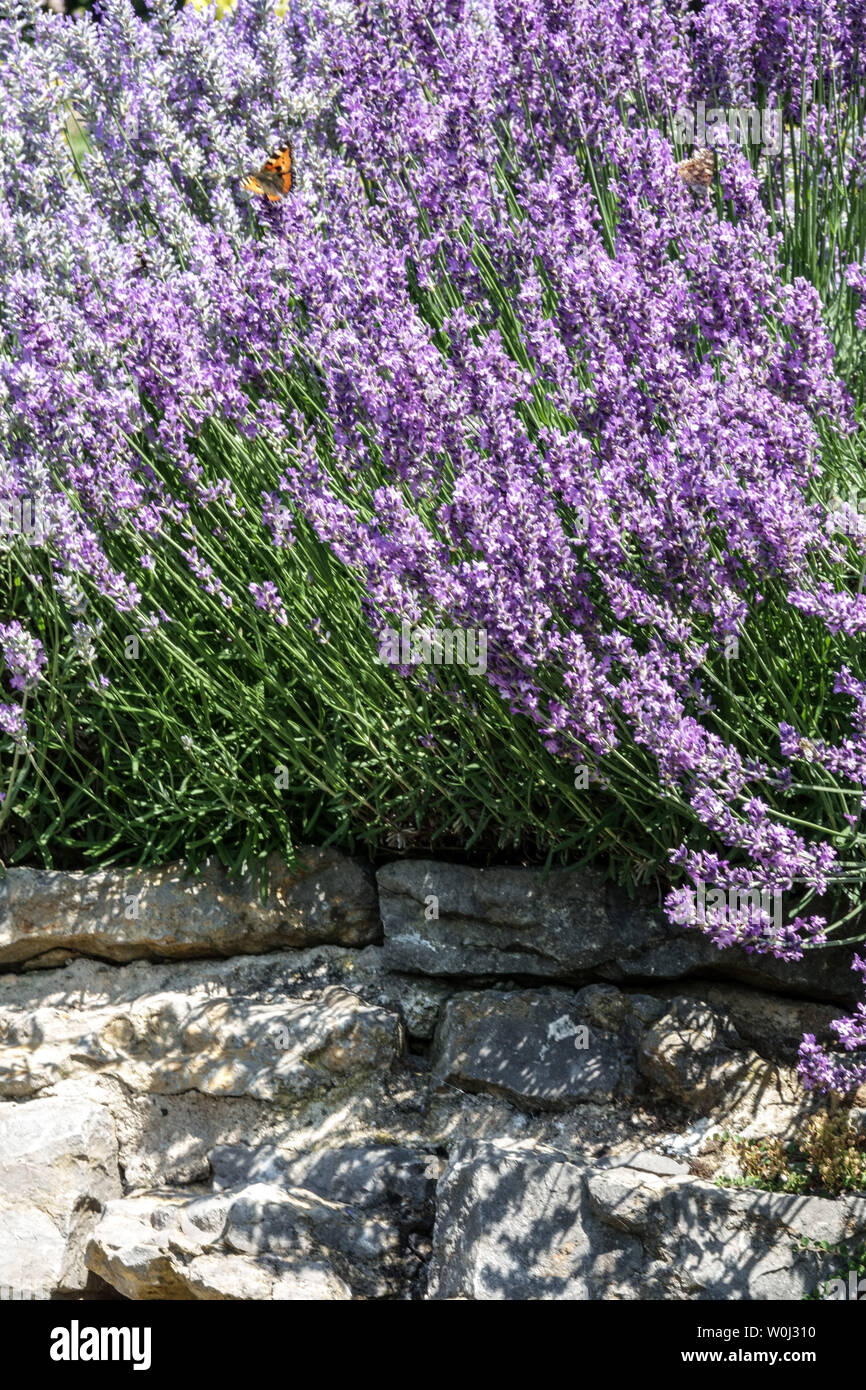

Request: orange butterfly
left=241, top=143, right=293, bottom=201
left=676, top=146, right=716, bottom=188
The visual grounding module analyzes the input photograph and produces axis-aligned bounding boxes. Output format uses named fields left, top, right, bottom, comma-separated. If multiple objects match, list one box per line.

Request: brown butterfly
left=241, top=143, right=293, bottom=201
left=676, top=146, right=716, bottom=188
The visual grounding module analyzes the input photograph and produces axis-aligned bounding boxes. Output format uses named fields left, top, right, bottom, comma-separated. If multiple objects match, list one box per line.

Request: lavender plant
left=2, top=0, right=866, bottom=1090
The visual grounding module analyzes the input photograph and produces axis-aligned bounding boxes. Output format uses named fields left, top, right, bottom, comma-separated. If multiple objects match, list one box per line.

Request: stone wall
left=0, top=851, right=863, bottom=1301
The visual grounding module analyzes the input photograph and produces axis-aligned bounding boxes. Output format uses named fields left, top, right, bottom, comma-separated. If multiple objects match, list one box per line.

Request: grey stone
left=637, top=997, right=755, bottom=1113
left=210, top=1142, right=441, bottom=1219
left=222, top=1180, right=404, bottom=1295
left=639, top=1180, right=866, bottom=1300
left=614, top=1150, right=691, bottom=1177
left=208, top=1144, right=442, bottom=1297
left=343, top=955, right=453, bottom=1039
left=429, top=1141, right=866, bottom=1300
left=181, top=1253, right=351, bottom=1301
left=86, top=1193, right=352, bottom=1300
left=379, top=860, right=679, bottom=980
left=0, top=848, right=380, bottom=967
left=88, top=1168, right=428, bottom=1301
left=0, top=1097, right=121, bottom=1295
left=645, top=980, right=842, bottom=1061
left=432, top=988, right=636, bottom=1109
left=0, top=958, right=403, bottom=1102
left=378, top=860, right=861, bottom=1003
left=427, top=1141, right=644, bottom=1299
left=849, top=1108, right=866, bottom=1139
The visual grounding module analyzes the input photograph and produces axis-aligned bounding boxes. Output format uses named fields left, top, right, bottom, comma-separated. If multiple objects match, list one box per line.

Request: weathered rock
left=85, top=1193, right=199, bottom=1299
left=637, top=997, right=754, bottom=1113
left=210, top=1142, right=441, bottom=1220
left=0, top=848, right=379, bottom=967
left=209, top=1143, right=442, bottom=1296
left=342, top=954, right=453, bottom=1039
left=1, top=855, right=861, bottom=1305
left=849, top=1107, right=866, bottom=1138
left=430, top=981, right=796, bottom=1121
left=697, top=944, right=863, bottom=1008
left=86, top=1193, right=352, bottom=1300
left=0, top=1097, right=121, bottom=1295
left=595, top=1168, right=866, bottom=1299
left=429, top=1141, right=866, bottom=1300
left=180, top=1253, right=350, bottom=1301
left=378, top=860, right=861, bottom=1003
left=578, top=983, right=667, bottom=1033
left=432, top=988, right=638, bottom=1109
left=222, top=1180, right=411, bottom=1296
left=112, top=1090, right=247, bottom=1189
left=427, top=1141, right=644, bottom=1299
left=0, top=942, right=382, bottom=1014
left=605, top=1149, right=690, bottom=1178
left=87, top=1155, right=436, bottom=1301
left=646, top=980, right=842, bottom=1062
left=0, top=957, right=403, bottom=1102
left=634, top=994, right=815, bottom=1138
left=379, top=860, right=686, bottom=981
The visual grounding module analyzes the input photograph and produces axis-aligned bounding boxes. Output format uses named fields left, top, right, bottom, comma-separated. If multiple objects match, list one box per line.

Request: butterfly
left=241, top=143, right=293, bottom=201
left=676, top=146, right=716, bottom=188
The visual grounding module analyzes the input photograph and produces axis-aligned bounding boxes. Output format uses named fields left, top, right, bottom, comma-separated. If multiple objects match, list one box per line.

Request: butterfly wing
left=676, top=147, right=716, bottom=188
left=241, top=143, right=293, bottom=201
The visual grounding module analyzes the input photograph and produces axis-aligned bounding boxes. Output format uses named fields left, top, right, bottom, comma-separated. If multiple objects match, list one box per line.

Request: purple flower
left=0, top=702, right=29, bottom=749
left=0, top=621, right=45, bottom=694
left=249, top=580, right=287, bottom=626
